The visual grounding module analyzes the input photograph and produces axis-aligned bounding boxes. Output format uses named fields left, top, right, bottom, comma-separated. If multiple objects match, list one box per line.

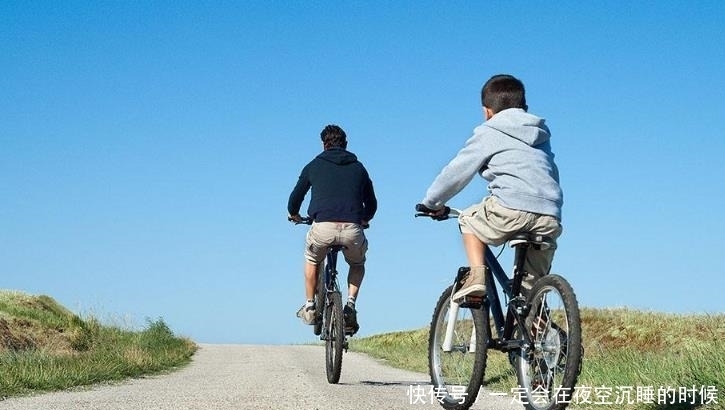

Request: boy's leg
left=462, top=232, right=485, bottom=266
left=522, top=214, right=562, bottom=291
left=451, top=233, right=487, bottom=302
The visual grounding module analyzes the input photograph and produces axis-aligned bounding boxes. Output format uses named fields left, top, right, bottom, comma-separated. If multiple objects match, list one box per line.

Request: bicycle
left=415, top=205, right=582, bottom=410
left=292, top=216, right=352, bottom=384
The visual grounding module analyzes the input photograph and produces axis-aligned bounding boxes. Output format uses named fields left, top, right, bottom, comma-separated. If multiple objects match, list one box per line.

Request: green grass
left=0, top=289, right=197, bottom=398
left=350, top=308, right=725, bottom=409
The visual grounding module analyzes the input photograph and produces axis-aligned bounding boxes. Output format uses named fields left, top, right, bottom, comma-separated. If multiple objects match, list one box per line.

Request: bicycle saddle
left=508, top=233, right=556, bottom=250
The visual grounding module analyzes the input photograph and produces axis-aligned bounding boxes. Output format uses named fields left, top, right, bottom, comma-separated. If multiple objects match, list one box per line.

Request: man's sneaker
left=343, top=303, right=359, bottom=335
left=296, top=304, right=316, bottom=325
left=451, top=266, right=486, bottom=303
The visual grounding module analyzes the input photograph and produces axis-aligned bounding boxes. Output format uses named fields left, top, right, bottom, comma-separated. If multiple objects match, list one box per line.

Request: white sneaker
left=296, top=304, right=316, bottom=325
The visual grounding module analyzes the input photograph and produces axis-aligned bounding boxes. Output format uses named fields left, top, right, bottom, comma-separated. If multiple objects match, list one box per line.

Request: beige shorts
left=459, top=196, right=562, bottom=280
left=304, top=222, right=368, bottom=266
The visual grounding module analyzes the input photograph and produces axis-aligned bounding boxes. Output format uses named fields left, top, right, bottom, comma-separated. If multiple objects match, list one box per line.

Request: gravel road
left=1, top=344, right=521, bottom=410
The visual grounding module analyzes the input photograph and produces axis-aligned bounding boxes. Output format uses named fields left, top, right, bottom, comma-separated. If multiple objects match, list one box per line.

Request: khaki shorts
left=459, top=196, right=562, bottom=282
left=304, top=222, right=368, bottom=266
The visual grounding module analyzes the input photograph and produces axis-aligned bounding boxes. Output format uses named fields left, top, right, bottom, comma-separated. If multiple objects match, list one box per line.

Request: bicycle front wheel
left=516, top=274, right=582, bottom=410
left=313, top=262, right=325, bottom=336
left=429, top=284, right=488, bottom=410
left=325, top=291, right=344, bottom=384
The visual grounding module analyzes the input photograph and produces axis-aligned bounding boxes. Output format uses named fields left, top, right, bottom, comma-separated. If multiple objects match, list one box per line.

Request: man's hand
left=288, top=214, right=302, bottom=223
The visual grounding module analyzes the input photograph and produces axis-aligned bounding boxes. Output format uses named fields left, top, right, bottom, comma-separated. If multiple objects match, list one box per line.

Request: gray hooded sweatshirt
left=422, top=108, right=563, bottom=219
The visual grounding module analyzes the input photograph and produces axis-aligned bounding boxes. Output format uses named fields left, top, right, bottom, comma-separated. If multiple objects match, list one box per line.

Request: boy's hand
left=415, top=204, right=451, bottom=220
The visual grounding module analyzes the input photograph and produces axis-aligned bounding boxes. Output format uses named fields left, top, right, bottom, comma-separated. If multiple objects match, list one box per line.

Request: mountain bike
left=292, top=217, right=350, bottom=384
left=415, top=205, right=582, bottom=410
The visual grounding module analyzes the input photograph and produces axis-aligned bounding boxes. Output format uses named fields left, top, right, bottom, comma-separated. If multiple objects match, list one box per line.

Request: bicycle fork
left=441, top=298, right=478, bottom=353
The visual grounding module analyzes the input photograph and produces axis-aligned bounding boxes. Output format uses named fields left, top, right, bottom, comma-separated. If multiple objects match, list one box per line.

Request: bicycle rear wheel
left=515, top=274, right=582, bottom=410
left=429, top=284, right=487, bottom=410
left=325, top=291, right=344, bottom=384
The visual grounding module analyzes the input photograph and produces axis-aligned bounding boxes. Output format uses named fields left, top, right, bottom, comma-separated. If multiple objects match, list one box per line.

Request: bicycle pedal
left=459, top=295, right=484, bottom=308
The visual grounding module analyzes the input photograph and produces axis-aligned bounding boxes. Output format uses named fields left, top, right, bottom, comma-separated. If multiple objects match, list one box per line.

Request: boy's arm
left=421, top=129, right=490, bottom=209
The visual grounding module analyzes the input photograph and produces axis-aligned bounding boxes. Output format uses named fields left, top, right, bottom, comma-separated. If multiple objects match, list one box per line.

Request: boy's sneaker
left=343, top=303, right=359, bottom=335
left=296, top=304, right=316, bottom=325
left=451, top=266, right=486, bottom=303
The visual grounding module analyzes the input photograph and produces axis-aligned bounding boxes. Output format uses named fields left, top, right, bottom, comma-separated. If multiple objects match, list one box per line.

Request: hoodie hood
left=316, top=147, right=359, bottom=165
left=485, top=108, right=550, bottom=147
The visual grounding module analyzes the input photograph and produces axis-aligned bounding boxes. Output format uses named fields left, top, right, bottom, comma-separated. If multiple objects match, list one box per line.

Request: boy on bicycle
left=288, top=124, right=377, bottom=335
left=417, top=74, right=563, bottom=302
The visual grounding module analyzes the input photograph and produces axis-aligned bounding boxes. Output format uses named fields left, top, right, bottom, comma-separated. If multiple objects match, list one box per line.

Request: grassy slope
left=351, top=308, right=725, bottom=409
left=0, top=289, right=197, bottom=398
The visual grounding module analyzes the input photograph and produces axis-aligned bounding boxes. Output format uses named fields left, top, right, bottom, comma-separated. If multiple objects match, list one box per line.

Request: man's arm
left=362, top=177, right=377, bottom=223
left=287, top=166, right=311, bottom=216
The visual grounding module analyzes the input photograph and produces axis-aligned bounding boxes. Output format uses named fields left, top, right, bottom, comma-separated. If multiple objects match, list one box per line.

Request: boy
left=288, top=124, right=377, bottom=335
left=417, top=74, right=563, bottom=302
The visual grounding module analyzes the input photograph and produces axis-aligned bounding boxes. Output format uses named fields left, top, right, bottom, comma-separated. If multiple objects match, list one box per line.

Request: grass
left=0, top=289, right=197, bottom=399
left=350, top=307, right=725, bottom=409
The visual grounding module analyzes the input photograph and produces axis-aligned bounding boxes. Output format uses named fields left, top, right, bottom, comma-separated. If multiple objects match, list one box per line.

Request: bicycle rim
left=325, top=291, right=344, bottom=384
left=516, top=274, right=582, bottom=410
left=428, top=285, right=487, bottom=410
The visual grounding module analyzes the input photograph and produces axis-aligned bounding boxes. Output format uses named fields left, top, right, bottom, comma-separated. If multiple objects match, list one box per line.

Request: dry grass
left=0, top=289, right=197, bottom=398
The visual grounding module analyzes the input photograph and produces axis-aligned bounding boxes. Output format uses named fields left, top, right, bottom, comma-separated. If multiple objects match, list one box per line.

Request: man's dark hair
left=320, top=124, right=348, bottom=150
left=481, top=74, right=528, bottom=114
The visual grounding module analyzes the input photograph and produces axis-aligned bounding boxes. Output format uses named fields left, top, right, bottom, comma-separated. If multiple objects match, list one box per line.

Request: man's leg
left=347, top=264, right=364, bottom=301
left=344, top=264, right=364, bottom=335
left=298, top=222, right=332, bottom=325
left=341, top=223, right=367, bottom=335
left=305, top=261, right=318, bottom=301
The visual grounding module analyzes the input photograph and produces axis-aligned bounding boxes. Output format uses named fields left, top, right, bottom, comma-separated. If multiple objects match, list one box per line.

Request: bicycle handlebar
left=289, top=216, right=313, bottom=225
left=414, top=204, right=461, bottom=221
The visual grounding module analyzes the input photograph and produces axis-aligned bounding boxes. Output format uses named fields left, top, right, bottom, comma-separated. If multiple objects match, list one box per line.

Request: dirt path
left=1, top=344, right=521, bottom=410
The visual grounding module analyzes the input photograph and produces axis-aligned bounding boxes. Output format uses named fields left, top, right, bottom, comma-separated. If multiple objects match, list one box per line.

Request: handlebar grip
left=415, top=203, right=434, bottom=213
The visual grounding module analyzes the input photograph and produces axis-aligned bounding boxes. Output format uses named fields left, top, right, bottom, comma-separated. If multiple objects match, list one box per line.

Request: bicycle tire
left=313, top=262, right=325, bottom=336
left=515, top=274, right=582, bottom=410
left=325, top=291, right=345, bottom=384
left=428, top=284, right=487, bottom=410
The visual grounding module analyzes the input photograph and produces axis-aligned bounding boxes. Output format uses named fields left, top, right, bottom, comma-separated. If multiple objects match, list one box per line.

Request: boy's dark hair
left=320, top=124, right=348, bottom=150
left=481, top=74, right=528, bottom=113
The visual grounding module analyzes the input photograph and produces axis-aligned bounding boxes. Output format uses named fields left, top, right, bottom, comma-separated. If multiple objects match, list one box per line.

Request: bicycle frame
left=484, top=245, right=531, bottom=350
left=442, top=244, right=533, bottom=353
left=321, top=246, right=343, bottom=295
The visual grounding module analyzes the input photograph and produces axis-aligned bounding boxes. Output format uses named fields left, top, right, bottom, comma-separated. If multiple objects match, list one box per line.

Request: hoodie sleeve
left=421, top=126, right=492, bottom=209
left=287, top=164, right=311, bottom=216
left=362, top=174, right=377, bottom=222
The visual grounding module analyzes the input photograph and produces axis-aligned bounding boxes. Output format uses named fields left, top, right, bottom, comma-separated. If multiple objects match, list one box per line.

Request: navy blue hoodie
left=288, top=148, right=377, bottom=224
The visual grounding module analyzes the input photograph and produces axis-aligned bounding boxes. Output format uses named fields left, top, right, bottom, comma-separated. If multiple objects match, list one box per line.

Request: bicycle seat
left=508, top=233, right=556, bottom=250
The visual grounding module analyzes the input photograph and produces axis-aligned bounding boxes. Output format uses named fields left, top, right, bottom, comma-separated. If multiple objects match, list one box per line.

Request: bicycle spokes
left=516, top=275, right=581, bottom=410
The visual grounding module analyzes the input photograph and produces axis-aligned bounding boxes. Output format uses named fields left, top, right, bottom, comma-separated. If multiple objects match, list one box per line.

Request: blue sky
left=2, top=2, right=724, bottom=345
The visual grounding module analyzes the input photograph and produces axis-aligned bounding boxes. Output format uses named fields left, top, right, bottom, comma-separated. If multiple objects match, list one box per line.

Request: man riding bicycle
left=288, top=124, right=378, bottom=335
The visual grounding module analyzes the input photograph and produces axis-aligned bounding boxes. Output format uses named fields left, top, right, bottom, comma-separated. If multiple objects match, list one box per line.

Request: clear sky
left=2, top=2, right=724, bottom=345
